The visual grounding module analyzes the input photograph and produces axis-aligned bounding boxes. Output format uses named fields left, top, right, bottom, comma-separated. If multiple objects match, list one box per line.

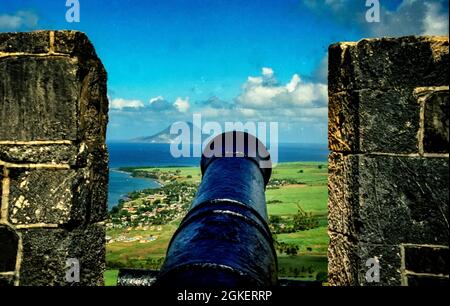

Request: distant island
left=131, top=123, right=188, bottom=144
left=131, top=122, right=209, bottom=144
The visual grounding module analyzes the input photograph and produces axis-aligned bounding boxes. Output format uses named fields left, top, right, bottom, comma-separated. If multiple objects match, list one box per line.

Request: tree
left=316, top=271, right=328, bottom=282
left=293, top=205, right=319, bottom=231
left=269, top=215, right=282, bottom=224
left=110, top=206, right=119, bottom=215
left=286, top=246, right=298, bottom=256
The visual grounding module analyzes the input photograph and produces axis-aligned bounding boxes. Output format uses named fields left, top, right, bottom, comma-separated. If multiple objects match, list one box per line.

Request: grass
left=277, top=255, right=328, bottom=280
left=104, top=270, right=119, bottom=286
left=106, top=223, right=177, bottom=263
left=270, top=162, right=328, bottom=185
left=277, top=226, right=329, bottom=255
left=127, top=161, right=327, bottom=186
left=267, top=186, right=328, bottom=216
left=106, top=162, right=328, bottom=285
left=133, top=166, right=202, bottom=184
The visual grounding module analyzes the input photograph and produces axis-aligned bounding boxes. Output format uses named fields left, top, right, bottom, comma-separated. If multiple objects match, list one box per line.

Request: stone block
left=423, top=88, right=449, bottom=153
left=327, top=232, right=358, bottom=286
left=19, top=224, right=105, bottom=286
left=329, top=88, right=420, bottom=153
left=8, top=165, right=107, bottom=225
left=0, top=142, right=107, bottom=167
left=357, top=243, right=402, bottom=286
left=0, top=30, right=98, bottom=58
left=328, top=232, right=402, bottom=286
left=0, top=31, right=50, bottom=54
left=0, top=56, right=79, bottom=141
left=328, top=91, right=359, bottom=152
left=329, top=36, right=449, bottom=93
left=406, top=275, right=449, bottom=286
left=328, top=153, right=449, bottom=245
left=53, top=30, right=97, bottom=58
left=8, top=168, right=82, bottom=225
left=0, top=225, right=19, bottom=272
left=77, top=60, right=108, bottom=149
left=403, top=245, right=449, bottom=275
left=328, top=153, right=360, bottom=237
left=0, top=274, right=15, bottom=286
left=0, top=144, right=78, bottom=165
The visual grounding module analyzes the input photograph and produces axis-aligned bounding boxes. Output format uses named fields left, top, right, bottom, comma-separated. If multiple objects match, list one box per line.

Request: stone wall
left=328, top=36, right=449, bottom=286
left=0, top=31, right=108, bottom=285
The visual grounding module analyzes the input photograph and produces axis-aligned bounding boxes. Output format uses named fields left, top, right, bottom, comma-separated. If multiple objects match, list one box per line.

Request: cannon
left=153, top=131, right=278, bottom=287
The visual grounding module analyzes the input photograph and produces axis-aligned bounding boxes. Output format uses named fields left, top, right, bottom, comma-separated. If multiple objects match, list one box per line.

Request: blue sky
left=1, top=0, right=448, bottom=142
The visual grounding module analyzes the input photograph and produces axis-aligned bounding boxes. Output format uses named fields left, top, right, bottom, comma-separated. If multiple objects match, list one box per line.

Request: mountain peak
left=131, top=122, right=198, bottom=144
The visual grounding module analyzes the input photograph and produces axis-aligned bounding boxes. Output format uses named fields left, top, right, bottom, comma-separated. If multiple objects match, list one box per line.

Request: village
left=106, top=169, right=198, bottom=242
left=106, top=166, right=308, bottom=236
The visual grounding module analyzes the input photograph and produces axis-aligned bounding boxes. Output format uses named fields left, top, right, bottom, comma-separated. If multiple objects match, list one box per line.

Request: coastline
left=113, top=167, right=165, bottom=187
left=108, top=161, right=328, bottom=209
left=108, top=168, right=163, bottom=209
left=106, top=161, right=329, bottom=282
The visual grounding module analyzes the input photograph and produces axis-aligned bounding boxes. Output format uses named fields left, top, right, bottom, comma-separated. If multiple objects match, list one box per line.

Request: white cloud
left=149, top=96, right=174, bottom=111
left=236, top=68, right=328, bottom=109
left=238, top=108, right=258, bottom=118
left=369, top=0, right=448, bottom=37
left=237, top=84, right=284, bottom=108
left=174, top=97, right=190, bottom=113
left=289, top=81, right=328, bottom=107
left=423, top=1, right=449, bottom=35
left=286, top=74, right=301, bottom=93
left=262, top=67, right=274, bottom=76
left=304, top=0, right=449, bottom=37
left=0, top=11, right=38, bottom=31
left=110, top=98, right=144, bottom=110
left=111, top=95, right=192, bottom=114
left=110, top=68, right=329, bottom=136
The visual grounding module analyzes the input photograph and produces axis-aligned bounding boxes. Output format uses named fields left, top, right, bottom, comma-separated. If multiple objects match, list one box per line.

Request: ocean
left=107, top=142, right=329, bottom=209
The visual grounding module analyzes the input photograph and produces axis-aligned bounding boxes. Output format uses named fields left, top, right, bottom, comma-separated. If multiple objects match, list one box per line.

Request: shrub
left=292, top=205, right=319, bottom=231
left=316, top=271, right=328, bottom=282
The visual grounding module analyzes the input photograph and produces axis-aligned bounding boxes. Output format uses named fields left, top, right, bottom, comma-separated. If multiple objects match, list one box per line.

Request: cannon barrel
left=155, top=131, right=278, bottom=287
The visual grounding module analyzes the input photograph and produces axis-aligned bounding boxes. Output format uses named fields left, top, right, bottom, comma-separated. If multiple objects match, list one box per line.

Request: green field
left=105, top=162, right=328, bottom=285
left=104, top=270, right=119, bottom=286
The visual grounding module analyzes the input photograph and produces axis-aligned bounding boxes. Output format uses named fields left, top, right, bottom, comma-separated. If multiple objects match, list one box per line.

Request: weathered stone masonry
left=0, top=31, right=108, bottom=285
left=328, top=36, right=449, bottom=286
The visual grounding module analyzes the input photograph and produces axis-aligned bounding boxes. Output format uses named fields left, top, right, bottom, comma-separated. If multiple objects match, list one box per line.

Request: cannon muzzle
left=155, top=131, right=278, bottom=287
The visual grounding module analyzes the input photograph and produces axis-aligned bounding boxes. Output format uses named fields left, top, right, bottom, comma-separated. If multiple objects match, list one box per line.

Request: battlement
left=328, top=36, right=449, bottom=286
left=0, top=31, right=108, bottom=286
